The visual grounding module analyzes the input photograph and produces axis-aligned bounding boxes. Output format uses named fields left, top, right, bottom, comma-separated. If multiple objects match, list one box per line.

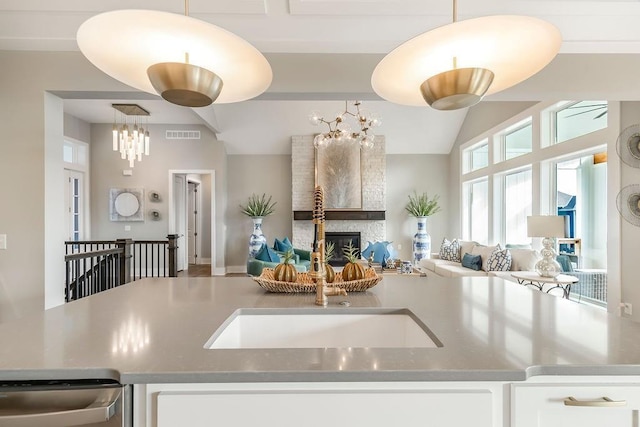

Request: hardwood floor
left=177, top=264, right=248, bottom=277
left=177, top=264, right=211, bottom=277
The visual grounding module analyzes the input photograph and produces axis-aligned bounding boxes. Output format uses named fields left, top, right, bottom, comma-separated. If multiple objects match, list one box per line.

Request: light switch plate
left=123, top=169, right=133, bottom=176
left=0, top=234, right=6, bottom=250
left=124, top=226, right=131, bottom=231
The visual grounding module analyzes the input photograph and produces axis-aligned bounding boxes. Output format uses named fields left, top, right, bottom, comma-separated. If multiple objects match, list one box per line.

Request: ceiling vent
left=166, top=130, right=201, bottom=140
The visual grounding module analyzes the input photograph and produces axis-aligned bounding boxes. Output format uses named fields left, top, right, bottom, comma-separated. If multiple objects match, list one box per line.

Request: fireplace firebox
left=324, top=232, right=361, bottom=266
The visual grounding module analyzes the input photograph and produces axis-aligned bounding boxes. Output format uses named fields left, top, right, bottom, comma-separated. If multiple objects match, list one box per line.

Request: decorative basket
left=253, top=267, right=382, bottom=293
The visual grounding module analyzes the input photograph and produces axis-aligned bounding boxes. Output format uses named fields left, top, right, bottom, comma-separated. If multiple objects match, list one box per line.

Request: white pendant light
left=77, top=5, right=272, bottom=107
left=371, top=1, right=562, bottom=110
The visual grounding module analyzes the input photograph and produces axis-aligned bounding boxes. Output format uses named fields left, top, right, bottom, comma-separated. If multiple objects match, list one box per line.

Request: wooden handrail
left=64, top=248, right=123, bottom=261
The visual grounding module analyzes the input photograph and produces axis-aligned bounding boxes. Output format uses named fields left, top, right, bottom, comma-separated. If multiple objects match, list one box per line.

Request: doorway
left=169, top=170, right=215, bottom=275
left=64, top=169, right=84, bottom=241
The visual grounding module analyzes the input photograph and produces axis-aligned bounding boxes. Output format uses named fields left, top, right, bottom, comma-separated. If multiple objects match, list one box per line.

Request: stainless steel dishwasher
left=0, top=379, right=131, bottom=426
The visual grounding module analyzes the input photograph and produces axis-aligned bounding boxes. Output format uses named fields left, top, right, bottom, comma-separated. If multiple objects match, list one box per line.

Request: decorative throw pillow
left=487, top=247, right=512, bottom=271
left=273, top=237, right=293, bottom=252
left=471, top=244, right=499, bottom=271
left=458, top=240, right=478, bottom=261
left=254, top=243, right=280, bottom=263
left=439, top=238, right=461, bottom=262
left=509, top=248, right=540, bottom=271
left=361, top=241, right=391, bottom=264
left=461, top=253, right=482, bottom=271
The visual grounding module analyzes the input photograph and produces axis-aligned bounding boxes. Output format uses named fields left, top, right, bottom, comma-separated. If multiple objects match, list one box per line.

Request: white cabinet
left=512, top=382, right=640, bottom=427
left=136, top=382, right=502, bottom=427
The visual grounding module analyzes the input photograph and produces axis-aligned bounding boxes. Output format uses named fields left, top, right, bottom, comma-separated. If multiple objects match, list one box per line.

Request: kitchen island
left=0, top=275, right=639, bottom=426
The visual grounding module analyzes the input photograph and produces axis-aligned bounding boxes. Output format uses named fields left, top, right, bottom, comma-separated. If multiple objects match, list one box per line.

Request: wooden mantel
left=293, top=211, right=385, bottom=221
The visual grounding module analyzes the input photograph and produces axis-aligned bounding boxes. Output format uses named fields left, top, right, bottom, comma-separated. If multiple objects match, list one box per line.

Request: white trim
left=198, top=258, right=211, bottom=265
left=168, top=169, right=217, bottom=277
left=225, top=265, right=247, bottom=274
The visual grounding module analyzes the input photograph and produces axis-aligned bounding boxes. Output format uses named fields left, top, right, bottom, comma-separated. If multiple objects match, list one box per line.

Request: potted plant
left=240, top=193, right=277, bottom=257
left=405, top=191, right=441, bottom=264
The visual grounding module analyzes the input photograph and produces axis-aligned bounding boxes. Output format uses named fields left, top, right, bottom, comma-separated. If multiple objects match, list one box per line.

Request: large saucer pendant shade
left=371, top=15, right=562, bottom=109
left=77, top=10, right=272, bottom=106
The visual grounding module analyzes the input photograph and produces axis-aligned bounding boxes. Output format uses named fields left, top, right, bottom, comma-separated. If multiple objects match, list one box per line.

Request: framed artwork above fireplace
left=315, top=143, right=362, bottom=210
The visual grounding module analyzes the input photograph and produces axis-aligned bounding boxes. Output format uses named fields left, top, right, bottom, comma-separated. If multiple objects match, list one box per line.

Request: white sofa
left=417, top=240, right=541, bottom=282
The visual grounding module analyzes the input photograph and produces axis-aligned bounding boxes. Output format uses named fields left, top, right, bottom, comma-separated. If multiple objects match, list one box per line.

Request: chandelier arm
left=453, top=0, right=457, bottom=23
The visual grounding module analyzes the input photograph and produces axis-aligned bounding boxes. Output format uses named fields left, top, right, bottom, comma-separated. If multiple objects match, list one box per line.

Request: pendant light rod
left=452, top=0, right=457, bottom=23
left=184, top=0, right=189, bottom=17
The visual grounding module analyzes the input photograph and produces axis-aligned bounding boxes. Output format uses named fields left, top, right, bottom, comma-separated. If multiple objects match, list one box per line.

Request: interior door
left=64, top=169, right=84, bottom=241
left=187, top=182, right=198, bottom=265
left=173, top=174, right=186, bottom=272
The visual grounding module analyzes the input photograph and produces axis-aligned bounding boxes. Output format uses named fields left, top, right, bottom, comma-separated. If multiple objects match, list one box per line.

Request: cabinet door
left=157, top=389, right=493, bottom=427
left=512, top=383, right=640, bottom=427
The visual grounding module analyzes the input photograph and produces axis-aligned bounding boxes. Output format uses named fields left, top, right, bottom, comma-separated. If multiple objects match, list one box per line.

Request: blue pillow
left=255, top=244, right=280, bottom=263
left=361, top=241, right=391, bottom=265
left=461, top=253, right=482, bottom=271
left=273, top=237, right=293, bottom=252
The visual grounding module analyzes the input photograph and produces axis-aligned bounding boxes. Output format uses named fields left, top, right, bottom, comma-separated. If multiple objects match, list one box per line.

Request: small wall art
left=110, top=188, right=144, bottom=222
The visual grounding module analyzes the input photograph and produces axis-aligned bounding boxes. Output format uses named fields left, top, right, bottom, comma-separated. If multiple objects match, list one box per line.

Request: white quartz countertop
left=0, top=275, right=638, bottom=384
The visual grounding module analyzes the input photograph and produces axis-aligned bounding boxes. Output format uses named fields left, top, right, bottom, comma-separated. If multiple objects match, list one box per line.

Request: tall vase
left=248, top=216, right=267, bottom=258
left=412, top=216, right=431, bottom=264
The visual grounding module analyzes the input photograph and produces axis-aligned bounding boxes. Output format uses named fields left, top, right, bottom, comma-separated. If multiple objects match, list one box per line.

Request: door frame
left=168, top=170, right=216, bottom=276
left=187, top=177, right=203, bottom=265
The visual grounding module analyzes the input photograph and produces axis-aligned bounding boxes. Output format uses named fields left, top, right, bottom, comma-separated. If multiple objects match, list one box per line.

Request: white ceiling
left=6, top=0, right=640, bottom=154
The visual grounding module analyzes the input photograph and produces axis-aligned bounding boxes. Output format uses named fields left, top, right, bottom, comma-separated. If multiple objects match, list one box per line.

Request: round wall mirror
left=114, top=192, right=140, bottom=217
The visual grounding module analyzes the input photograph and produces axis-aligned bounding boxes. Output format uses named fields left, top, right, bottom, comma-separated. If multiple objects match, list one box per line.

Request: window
left=504, top=169, right=532, bottom=245
left=555, top=101, right=607, bottom=144
left=503, top=121, right=532, bottom=161
left=464, top=179, right=489, bottom=244
left=463, top=140, right=489, bottom=173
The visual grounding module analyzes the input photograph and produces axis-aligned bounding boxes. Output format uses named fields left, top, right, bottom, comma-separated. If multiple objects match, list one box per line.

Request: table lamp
left=527, top=215, right=566, bottom=278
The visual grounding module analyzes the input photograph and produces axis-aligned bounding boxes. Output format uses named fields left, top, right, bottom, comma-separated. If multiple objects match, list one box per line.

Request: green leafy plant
left=325, top=241, right=335, bottom=262
left=239, top=193, right=276, bottom=217
left=405, top=191, right=441, bottom=217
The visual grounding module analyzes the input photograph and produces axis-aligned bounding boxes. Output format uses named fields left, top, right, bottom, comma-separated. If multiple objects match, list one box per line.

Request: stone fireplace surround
left=291, top=135, right=386, bottom=253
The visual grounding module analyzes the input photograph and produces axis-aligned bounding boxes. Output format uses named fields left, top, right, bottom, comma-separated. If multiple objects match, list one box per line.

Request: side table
left=511, top=271, right=578, bottom=299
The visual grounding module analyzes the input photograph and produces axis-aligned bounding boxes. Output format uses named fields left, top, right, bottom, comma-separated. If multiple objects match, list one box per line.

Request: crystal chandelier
left=308, top=101, right=381, bottom=149
left=112, top=104, right=150, bottom=168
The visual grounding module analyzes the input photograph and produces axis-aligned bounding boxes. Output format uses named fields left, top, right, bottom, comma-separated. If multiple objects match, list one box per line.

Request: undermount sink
left=204, top=308, right=441, bottom=349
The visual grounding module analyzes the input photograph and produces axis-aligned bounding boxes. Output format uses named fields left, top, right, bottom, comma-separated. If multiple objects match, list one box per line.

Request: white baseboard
left=197, top=258, right=212, bottom=265
left=213, top=267, right=227, bottom=276
left=226, top=265, right=247, bottom=274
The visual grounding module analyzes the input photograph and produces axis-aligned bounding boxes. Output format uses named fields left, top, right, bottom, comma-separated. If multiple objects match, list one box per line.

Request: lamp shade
left=371, top=15, right=562, bottom=107
left=527, top=216, right=566, bottom=238
left=77, top=10, right=272, bottom=105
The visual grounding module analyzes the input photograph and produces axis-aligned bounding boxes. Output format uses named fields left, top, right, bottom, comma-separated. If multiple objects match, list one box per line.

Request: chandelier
left=308, top=101, right=381, bottom=149
left=112, top=104, right=150, bottom=168
left=371, top=0, right=561, bottom=110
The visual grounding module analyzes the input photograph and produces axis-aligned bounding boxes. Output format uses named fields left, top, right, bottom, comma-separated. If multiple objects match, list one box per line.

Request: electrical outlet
left=397, top=244, right=402, bottom=250
left=124, top=226, right=131, bottom=232
left=623, top=303, right=633, bottom=316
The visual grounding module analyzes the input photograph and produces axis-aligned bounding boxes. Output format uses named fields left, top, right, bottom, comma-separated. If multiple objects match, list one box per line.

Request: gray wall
left=89, top=123, right=227, bottom=269
left=0, top=50, right=133, bottom=323
left=619, top=102, right=640, bottom=321
left=225, top=155, right=293, bottom=268
left=386, top=154, right=450, bottom=261
left=64, top=113, right=91, bottom=143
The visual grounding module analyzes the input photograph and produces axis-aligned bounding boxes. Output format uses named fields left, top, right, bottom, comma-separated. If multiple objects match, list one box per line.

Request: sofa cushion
left=461, top=253, right=482, bottom=271
left=487, top=247, right=512, bottom=271
left=435, top=264, right=487, bottom=277
left=254, top=244, right=280, bottom=263
left=459, top=240, right=478, bottom=260
left=273, top=237, right=293, bottom=252
left=509, top=248, right=540, bottom=271
left=471, top=244, right=499, bottom=272
left=418, top=257, right=458, bottom=272
left=439, top=238, right=461, bottom=262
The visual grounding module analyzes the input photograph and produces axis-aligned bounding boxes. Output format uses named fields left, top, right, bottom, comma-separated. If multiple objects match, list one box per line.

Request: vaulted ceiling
left=4, top=0, right=640, bottom=154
